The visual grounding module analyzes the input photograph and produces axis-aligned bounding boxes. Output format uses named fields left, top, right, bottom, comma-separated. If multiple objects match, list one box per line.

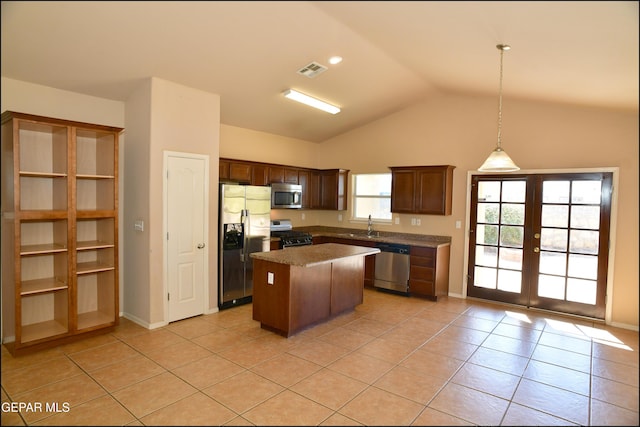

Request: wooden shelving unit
left=1, top=111, right=122, bottom=355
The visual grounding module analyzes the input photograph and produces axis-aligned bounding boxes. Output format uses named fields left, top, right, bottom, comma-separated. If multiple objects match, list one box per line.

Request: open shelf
left=21, top=252, right=68, bottom=284
left=21, top=289, right=69, bottom=343
left=77, top=178, right=115, bottom=211
left=18, top=121, right=68, bottom=175
left=77, top=270, right=115, bottom=331
left=19, top=175, right=67, bottom=211
left=21, top=320, right=69, bottom=343
left=3, top=111, right=121, bottom=354
left=20, top=278, right=68, bottom=296
left=76, top=128, right=115, bottom=176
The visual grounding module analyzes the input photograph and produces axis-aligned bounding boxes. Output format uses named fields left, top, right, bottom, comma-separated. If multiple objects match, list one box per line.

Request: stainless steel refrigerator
left=219, top=184, right=271, bottom=309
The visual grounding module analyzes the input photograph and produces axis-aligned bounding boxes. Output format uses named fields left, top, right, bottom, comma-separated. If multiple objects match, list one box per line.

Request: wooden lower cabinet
left=409, top=245, right=450, bottom=300
left=252, top=256, right=365, bottom=337
left=313, top=236, right=376, bottom=287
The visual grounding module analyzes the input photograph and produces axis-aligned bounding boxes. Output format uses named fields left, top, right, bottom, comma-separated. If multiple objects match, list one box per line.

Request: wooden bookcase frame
left=1, top=111, right=122, bottom=355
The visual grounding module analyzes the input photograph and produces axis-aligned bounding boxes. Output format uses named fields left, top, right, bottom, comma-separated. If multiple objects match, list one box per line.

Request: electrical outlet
left=338, top=214, right=343, bottom=221
left=456, top=220, right=462, bottom=229
left=394, top=216, right=400, bottom=225
left=267, top=272, right=274, bottom=285
left=416, top=218, right=421, bottom=226
left=301, top=213, right=305, bottom=220
left=411, top=218, right=416, bottom=226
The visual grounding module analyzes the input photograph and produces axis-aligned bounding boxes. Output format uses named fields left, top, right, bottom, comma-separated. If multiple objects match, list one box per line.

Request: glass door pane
left=468, top=172, right=611, bottom=320
left=529, top=175, right=610, bottom=318
left=468, top=177, right=529, bottom=306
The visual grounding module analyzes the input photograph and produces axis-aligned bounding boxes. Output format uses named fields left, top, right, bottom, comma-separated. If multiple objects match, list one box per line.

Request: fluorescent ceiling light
left=283, top=89, right=340, bottom=114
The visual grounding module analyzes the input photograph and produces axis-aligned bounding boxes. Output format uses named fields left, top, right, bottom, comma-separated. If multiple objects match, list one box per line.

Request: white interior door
left=166, top=152, right=208, bottom=322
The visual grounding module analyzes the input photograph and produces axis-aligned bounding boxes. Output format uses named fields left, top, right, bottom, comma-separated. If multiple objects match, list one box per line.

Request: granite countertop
left=251, top=243, right=380, bottom=267
left=294, top=226, right=451, bottom=248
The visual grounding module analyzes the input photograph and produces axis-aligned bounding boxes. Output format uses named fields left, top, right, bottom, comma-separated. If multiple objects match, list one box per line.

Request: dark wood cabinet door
left=219, top=159, right=230, bottom=180
left=284, top=168, right=299, bottom=184
left=269, top=166, right=284, bottom=183
left=390, top=169, right=416, bottom=213
left=252, top=164, right=269, bottom=186
left=415, top=166, right=454, bottom=215
left=309, top=170, right=322, bottom=208
left=298, top=169, right=311, bottom=208
left=320, top=171, right=338, bottom=209
left=390, top=165, right=454, bottom=215
left=229, top=162, right=252, bottom=183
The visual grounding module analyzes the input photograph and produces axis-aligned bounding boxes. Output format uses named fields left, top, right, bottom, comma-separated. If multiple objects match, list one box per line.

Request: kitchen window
left=352, top=173, right=392, bottom=221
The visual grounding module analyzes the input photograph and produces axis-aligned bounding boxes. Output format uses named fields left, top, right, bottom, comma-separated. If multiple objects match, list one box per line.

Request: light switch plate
left=267, top=272, right=274, bottom=285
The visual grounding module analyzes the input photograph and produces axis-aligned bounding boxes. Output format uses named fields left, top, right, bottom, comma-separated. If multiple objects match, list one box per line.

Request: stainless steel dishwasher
left=374, top=242, right=410, bottom=294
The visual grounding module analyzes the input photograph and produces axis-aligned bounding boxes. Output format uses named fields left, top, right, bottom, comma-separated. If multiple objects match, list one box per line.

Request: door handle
left=197, top=243, right=205, bottom=249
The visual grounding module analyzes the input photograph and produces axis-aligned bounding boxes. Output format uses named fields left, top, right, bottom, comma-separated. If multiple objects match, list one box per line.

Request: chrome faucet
left=367, top=214, right=374, bottom=236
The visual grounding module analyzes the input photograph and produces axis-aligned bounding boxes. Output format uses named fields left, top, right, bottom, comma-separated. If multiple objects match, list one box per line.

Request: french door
left=467, top=172, right=612, bottom=319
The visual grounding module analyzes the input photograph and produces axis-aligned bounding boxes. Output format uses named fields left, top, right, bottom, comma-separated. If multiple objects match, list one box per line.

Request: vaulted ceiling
left=2, top=1, right=637, bottom=142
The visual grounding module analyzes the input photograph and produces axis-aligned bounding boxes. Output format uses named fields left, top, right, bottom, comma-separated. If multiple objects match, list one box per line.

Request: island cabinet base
left=252, top=257, right=364, bottom=337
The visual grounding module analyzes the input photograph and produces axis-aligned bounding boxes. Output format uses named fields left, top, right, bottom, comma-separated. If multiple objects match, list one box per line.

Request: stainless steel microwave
left=271, top=183, right=302, bottom=209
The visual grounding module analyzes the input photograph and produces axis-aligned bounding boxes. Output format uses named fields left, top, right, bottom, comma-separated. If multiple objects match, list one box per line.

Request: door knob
left=197, top=243, right=205, bottom=249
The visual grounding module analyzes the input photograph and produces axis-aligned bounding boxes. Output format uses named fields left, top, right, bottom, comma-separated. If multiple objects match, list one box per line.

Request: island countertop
left=250, top=243, right=380, bottom=267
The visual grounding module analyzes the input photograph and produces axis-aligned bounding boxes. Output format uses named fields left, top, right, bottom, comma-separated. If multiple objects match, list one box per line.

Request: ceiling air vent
left=297, top=62, right=328, bottom=78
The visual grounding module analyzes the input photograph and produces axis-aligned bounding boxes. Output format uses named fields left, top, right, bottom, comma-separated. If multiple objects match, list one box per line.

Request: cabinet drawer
left=410, top=246, right=435, bottom=260
left=409, top=279, right=434, bottom=296
left=410, top=265, right=434, bottom=281
left=410, top=255, right=435, bottom=267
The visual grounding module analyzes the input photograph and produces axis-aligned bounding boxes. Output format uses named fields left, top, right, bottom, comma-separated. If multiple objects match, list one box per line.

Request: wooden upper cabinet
left=228, top=161, right=252, bottom=184
left=298, top=169, right=311, bottom=208
left=390, top=165, right=455, bottom=215
left=252, top=164, right=269, bottom=186
left=284, top=168, right=299, bottom=184
left=268, top=166, right=284, bottom=183
left=218, top=158, right=347, bottom=210
left=219, top=159, right=230, bottom=180
left=268, top=166, right=299, bottom=184
left=319, top=169, right=348, bottom=211
left=390, top=169, right=416, bottom=213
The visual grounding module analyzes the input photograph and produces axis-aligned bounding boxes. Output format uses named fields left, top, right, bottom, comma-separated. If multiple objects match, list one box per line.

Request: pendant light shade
left=478, top=147, right=520, bottom=172
left=478, top=44, right=520, bottom=172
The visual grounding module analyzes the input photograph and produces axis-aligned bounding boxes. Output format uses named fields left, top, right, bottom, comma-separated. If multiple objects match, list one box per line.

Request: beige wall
left=126, top=78, right=221, bottom=327
left=2, top=77, right=220, bottom=330
left=122, top=80, right=152, bottom=325
left=3, top=77, right=637, bottom=330
left=220, top=91, right=639, bottom=329
left=219, top=124, right=323, bottom=226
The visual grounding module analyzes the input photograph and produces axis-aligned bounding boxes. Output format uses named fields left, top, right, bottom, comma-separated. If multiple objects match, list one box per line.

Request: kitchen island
left=250, top=243, right=380, bottom=337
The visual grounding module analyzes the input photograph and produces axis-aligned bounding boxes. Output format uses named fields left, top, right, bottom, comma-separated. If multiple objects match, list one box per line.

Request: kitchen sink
left=338, top=232, right=380, bottom=239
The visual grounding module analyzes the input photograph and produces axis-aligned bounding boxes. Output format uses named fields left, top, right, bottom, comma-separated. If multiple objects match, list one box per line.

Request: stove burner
left=272, top=230, right=313, bottom=248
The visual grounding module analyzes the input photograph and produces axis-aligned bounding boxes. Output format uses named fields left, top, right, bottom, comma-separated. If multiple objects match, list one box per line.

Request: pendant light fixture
left=478, top=44, right=520, bottom=172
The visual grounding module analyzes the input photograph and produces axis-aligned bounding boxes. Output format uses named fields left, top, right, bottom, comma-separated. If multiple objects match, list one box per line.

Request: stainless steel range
left=270, top=219, right=313, bottom=248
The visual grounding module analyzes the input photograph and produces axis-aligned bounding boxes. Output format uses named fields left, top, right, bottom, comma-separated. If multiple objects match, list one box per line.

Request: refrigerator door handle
left=240, top=209, right=249, bottom=262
